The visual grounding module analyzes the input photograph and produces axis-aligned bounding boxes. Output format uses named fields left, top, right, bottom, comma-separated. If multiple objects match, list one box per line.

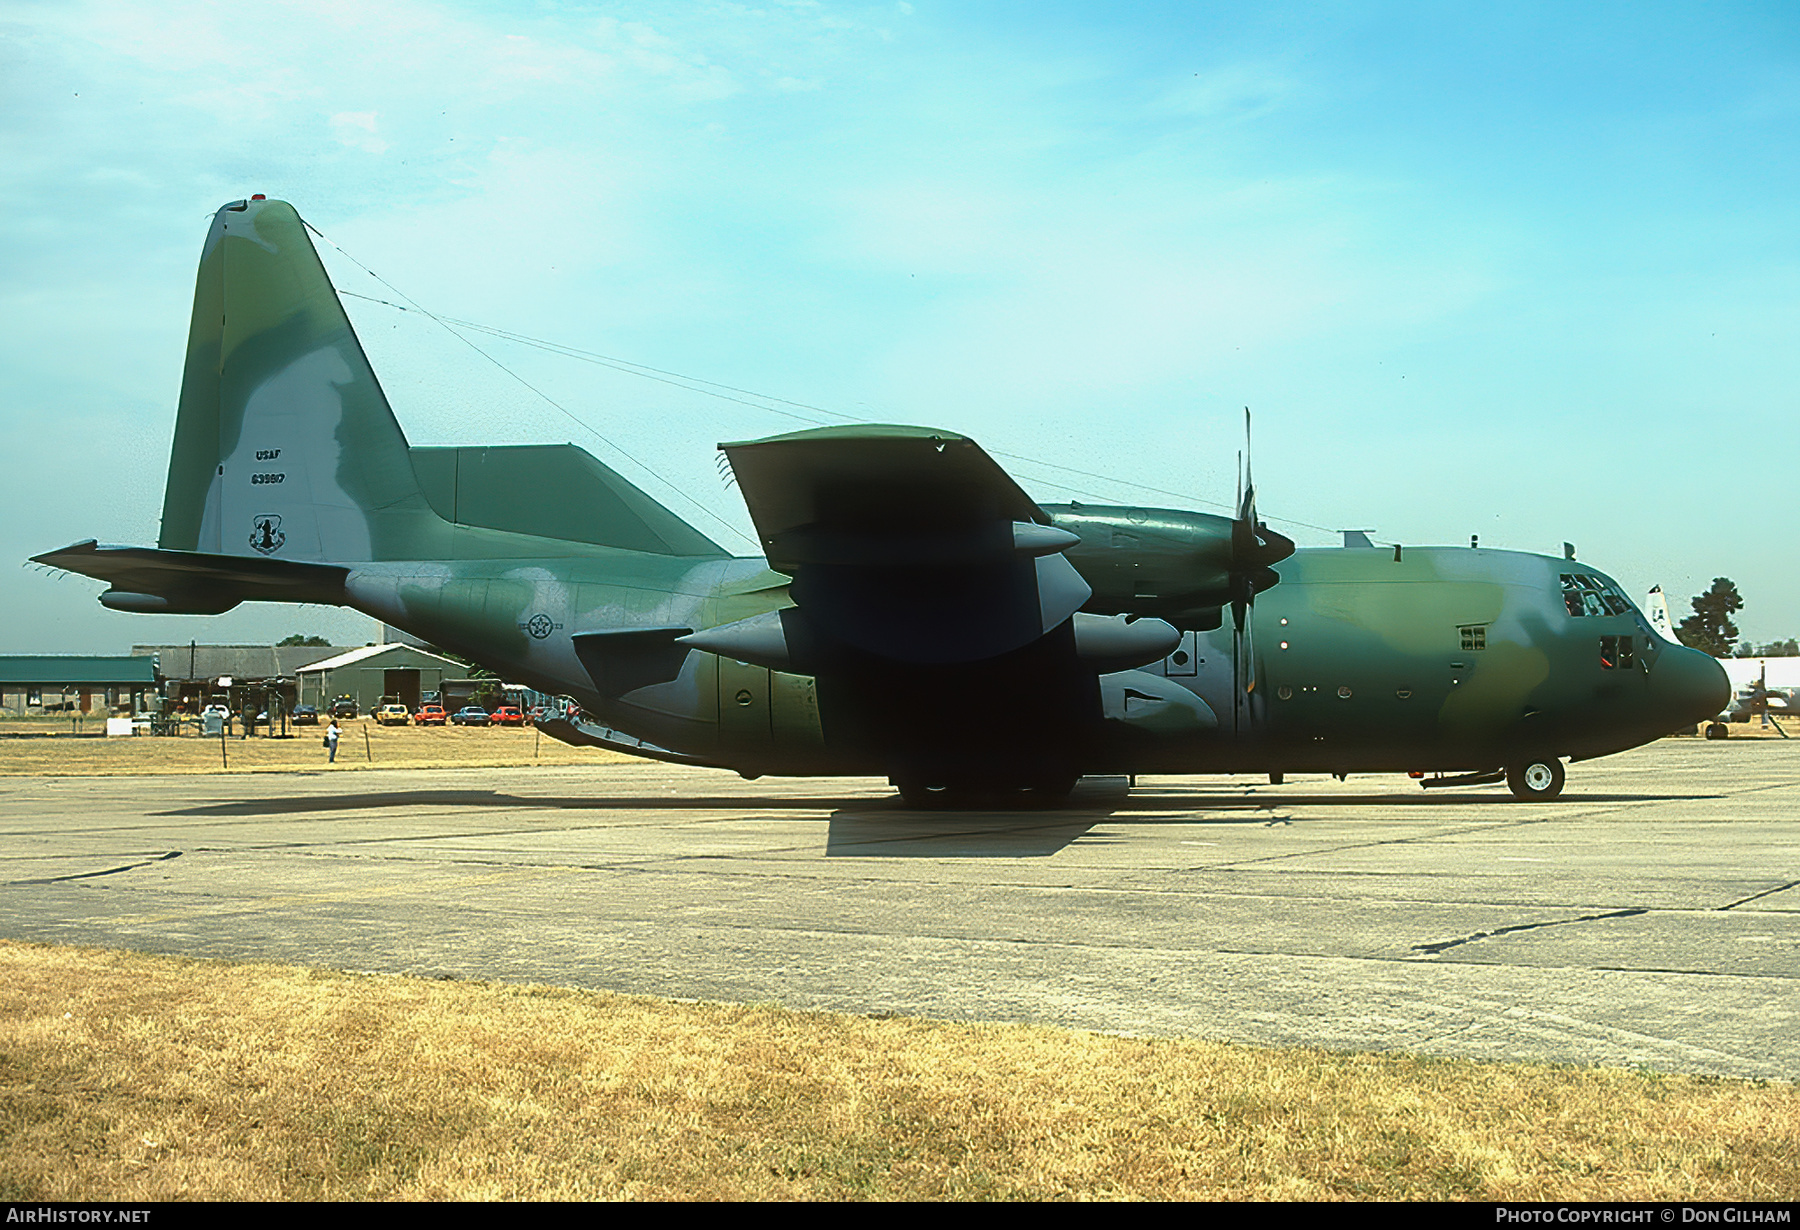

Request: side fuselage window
left=1600, top=635, right=1636, bottom=670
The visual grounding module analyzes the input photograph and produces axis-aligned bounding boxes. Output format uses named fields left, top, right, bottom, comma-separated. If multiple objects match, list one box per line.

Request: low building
left=131, top=643, right=342, bottom=717
left=295, top=643, right=465, bottom=713
left=0, top=656, right=159, bottom=715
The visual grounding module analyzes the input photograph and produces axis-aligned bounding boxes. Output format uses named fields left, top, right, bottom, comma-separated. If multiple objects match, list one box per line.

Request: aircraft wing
left=712, top=426, right=1089, bottom=665
left=31, top=540, right=348, bottom=614
left=721, top=424, right=1048, bottom=565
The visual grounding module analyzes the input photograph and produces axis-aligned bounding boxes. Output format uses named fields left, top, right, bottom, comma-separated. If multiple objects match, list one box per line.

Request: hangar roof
left=0, top=656, right=159, bottom=686
left=297, top=643, right=461, bottom=674
left=132, top=644, right=341, bottom=680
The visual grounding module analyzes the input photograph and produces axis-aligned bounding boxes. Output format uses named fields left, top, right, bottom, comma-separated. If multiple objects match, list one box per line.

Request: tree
left=277, top=634, right=332, bottom=647
left=1675, top=578, right=1742, bottom=658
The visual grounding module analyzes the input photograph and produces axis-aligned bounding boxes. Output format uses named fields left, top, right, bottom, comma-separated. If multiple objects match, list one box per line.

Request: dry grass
left=0, top=716, right=637, bottom=775
left=0, top=942, right=1792, bottom=1200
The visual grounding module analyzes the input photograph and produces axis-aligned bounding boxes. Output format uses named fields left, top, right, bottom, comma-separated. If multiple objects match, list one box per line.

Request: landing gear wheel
left=1506, top=757, right=1565, bottom=801
left=1704, top=722, right=1730, bottom=740
left=891, top=775, right=1080, bottom=810
left=1018, top=776, right=1080, bottom=808
left=892, top=776, right=953, bottom=809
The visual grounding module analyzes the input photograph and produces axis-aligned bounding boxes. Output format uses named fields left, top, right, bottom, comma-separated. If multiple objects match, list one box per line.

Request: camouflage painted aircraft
left=34, top=198, right=1729, bottom=804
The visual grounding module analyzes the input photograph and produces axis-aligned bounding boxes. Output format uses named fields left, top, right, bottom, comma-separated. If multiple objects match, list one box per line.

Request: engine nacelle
left=1043, top=504, right=1237, bottom=628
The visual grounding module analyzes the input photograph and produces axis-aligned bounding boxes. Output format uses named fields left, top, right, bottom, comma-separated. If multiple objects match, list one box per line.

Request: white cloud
left=329, top=111, right=389, bottom=154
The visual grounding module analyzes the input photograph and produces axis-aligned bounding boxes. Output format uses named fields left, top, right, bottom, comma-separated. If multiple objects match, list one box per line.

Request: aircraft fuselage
left=338, top=539, right=1723, bottom=783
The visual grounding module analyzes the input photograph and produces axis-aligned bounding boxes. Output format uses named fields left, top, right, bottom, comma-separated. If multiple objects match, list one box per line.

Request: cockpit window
left=1561, top=573, right=1631, bottom=618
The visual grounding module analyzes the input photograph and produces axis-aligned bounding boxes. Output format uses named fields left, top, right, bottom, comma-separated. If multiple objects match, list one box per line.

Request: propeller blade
left=1239, top=407, right=1255, bottom=522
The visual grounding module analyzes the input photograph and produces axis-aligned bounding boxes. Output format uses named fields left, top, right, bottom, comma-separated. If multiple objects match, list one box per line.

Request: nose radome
left=1650, top=643, right=1731, bottom=729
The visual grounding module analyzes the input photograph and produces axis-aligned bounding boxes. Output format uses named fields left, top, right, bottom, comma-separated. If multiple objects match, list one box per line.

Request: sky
left=3, top=0, right=1797, bottom=652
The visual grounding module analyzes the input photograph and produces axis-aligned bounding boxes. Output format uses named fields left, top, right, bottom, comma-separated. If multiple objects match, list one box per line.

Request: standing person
left=325, top=718, right=340, bottom=763
left=1750, top=675, right=1770, bottom=729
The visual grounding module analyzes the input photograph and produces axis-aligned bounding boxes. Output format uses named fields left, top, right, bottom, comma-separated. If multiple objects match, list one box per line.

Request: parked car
left=329, top=697, right=359, bottom=719
left=451, top=706, right=490, bottom=727
left=375, top=703, right=411, bottom=726
left=292, top=705, right=320, bottom=726
left=490, top=706, right=525, bottom=726
left=414, top=704, right=447, bottom=726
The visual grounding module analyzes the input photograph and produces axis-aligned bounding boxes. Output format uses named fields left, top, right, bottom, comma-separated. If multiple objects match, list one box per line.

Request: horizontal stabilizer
left=32, top=540, right=347, bottom=615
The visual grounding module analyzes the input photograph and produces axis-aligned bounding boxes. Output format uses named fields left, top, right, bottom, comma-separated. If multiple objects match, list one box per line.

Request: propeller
left=1227, top=408, right=1294, bottom=633
left=1226, top=409, right=1294, bottom=737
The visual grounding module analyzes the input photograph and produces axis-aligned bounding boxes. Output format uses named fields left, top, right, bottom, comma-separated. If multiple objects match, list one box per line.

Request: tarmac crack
left=1719, top=880, right=1800, bottom=911
left=1410, top=907, right=1648, bottom=956
left=5, top=850, right=183, bottom=886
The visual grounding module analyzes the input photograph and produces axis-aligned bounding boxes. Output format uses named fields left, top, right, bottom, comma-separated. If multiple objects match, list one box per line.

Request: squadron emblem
left=249, top=515, right=285, bottom=555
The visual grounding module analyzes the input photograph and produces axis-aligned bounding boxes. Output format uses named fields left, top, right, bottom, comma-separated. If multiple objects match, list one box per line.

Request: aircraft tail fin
left=1646, top=585, right=1677, bottom=642
left=157, top=198, right=446, bottom=563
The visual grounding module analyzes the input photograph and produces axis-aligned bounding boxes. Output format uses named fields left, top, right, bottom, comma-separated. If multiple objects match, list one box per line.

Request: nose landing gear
left=1506, top=757, right=1566, bottom=800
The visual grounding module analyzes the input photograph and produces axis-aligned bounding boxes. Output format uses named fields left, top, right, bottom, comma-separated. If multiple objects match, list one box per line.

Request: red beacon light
left=251, top=193, right=266, bottom=200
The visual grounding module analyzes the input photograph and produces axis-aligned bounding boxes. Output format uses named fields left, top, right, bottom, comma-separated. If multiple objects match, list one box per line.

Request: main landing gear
left=890, top=774, right=1080, bottom=810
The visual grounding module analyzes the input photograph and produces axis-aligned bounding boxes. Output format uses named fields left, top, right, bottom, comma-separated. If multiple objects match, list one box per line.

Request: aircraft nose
left=1649, top=642, right=1731, bottom=731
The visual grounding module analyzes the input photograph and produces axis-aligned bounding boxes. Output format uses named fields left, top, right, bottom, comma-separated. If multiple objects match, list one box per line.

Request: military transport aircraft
left=33, top=198, right=1729, bottom=805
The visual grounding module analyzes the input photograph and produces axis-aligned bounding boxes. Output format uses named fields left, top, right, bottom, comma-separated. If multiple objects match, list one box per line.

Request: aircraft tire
left=1020, top=775, right=1080, bottom=808
left=892, top=777, right=953, bottom=809
left=1704, top=722, right=1730, bottom=740
left=1506, top=757, right=1565, bottom=801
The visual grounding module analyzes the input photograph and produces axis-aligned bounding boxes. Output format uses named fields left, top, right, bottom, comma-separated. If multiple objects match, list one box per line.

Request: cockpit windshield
left=1560, top=573, right=1632, bottom=619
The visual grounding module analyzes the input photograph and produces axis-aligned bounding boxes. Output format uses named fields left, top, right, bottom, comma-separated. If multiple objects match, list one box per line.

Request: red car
left=491, top=706, right=526, bottom=726
left=414, top=704, right=448, bottom=726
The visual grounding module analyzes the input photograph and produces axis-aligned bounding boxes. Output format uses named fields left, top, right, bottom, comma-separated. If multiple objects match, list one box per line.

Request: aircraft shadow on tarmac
left=823, top=777, right=1134, bottom=857
left=158, top=781, right=1720, bottom=834
left=157, top=790, right=862, bottom=817
left=819, top=782, right=1716, bottom=856
left=1121, top=789, right=1724, bottom=808
left=157, top=784, right=1123, bottom=857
